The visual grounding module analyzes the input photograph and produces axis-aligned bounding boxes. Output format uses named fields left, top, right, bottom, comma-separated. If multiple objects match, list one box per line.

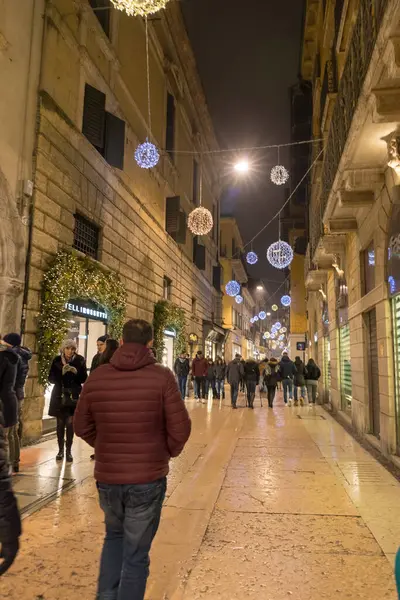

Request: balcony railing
left=310, top=0, right=389, bottom=258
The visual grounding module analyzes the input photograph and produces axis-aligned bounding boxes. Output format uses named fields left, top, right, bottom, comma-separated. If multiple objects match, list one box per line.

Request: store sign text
left=65, top=303, right=108, bottom=320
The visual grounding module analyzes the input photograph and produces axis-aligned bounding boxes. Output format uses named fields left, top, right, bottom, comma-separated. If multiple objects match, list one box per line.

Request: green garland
left=153, top=300, right=186, bottom=362
left=37, top=249, right=127, bottom=386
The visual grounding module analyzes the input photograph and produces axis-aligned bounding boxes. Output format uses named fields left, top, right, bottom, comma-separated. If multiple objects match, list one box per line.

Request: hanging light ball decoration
left=264, top=332, right=271, bottom=339
left=281, top=295, right=291, bottom=307
left=135, top=140, right=160, bottom=169
left=253, top=316, right=259, bottom=322
left=225, top=280, right=241, bottom=297
left=250, top=317, right=255, bottom=324
left=259, top=311, right=267, bottom=320
left=279, top=334, right=284, bottom=341
left=274, top=322, right=282, bottom=330
left=235, top=295, right=243, bottom=304
left=272, top=341, right=278, bottom=349
left=267, top=240, right=294, bottom=270
left=270, top=333, right=276, bottom=340
left=270, top=164, right=289, bottom=186
left=188, top=206, right=213, bottom=236
left=279, top=342, right=284, bottom=348
left=246, top=251, right=258, bottom=265
left=110, top=0, right=170, bottom=17
left=272, top=304, right=279, bottom=312
left=281, top=327, right=287, bottom=333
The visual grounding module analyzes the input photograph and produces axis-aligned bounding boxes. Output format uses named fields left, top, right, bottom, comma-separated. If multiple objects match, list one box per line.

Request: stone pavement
left=1, top=391, right=399, bottom=599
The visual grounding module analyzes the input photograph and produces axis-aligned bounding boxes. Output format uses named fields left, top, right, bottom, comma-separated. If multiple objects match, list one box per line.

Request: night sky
left=182, top=0, right=304, bottom=296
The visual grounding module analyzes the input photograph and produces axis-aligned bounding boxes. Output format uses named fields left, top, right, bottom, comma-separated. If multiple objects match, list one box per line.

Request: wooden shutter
left=89, top=0, right=110, bottom=36
left=193, top=237, right=206, bottom=270
left=173, top=211, right=187, bottom=245
left=166, top=197, right=181, bottom=233
left=105, top=112, right=125, bottom=170
left=213, top=265, right=222, bottom=291
left=82, top=84, right=106, bottom=149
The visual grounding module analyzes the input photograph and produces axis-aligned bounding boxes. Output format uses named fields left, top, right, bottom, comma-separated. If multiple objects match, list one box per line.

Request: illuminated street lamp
left=234, top=159, right=249, bottom=173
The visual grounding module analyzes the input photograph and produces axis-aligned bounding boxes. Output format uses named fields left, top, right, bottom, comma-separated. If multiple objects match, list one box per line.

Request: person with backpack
left=305, top=358, right=321, bottom=404
left=174, top=351, right=190, bottom=399
left=214, top=357, right=226, bottom=400
left=244, top=357, right=260, bottom=409
left=263, top=357, right=280, bottom=408
left=293, top=356, right=307, bottom=407
left=279, top=352, right=297, bottom=406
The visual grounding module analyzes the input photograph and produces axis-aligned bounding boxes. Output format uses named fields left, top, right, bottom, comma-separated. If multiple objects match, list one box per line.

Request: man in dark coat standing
left=191, top=350, right=208, bottom=402
left=227, top=354, right=244, bottom=409
left=0, top=341, right=20, bottom=462
left=74, top=319, right=191, bottom=600
left=174, top=351, right=190, bottom=399
left=279, top=352, right=297, bottom=406
left=243, top=358, right=260, bottom=409
left=1, top=334, right=32, bottom=472
left=0, top=401, right=21, bottom=575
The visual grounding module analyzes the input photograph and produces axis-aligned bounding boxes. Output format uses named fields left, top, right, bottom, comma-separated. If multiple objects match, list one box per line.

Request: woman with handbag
left=48, top=340, right=87, bottom=463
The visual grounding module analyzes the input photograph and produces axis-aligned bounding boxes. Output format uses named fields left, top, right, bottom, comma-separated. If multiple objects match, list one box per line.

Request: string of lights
left=162, top=137, right=323, bottom=156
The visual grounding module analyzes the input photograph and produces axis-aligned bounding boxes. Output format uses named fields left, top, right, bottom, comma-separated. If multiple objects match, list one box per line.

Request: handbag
left=61, top=386, right=77, bottom=408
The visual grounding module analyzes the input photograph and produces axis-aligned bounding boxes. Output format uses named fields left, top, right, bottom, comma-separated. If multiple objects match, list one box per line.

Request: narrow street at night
left=1, top=392, right=398, bottom=599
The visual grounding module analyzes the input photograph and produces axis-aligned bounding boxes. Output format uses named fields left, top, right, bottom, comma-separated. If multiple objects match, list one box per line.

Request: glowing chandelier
left=111, top=0, right=170, bottom=17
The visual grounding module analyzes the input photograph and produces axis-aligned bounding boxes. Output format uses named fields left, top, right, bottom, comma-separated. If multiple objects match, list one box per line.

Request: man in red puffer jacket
left=191, top=350, right=208, bottom=402
left=74, top=319, right=191, bottom=600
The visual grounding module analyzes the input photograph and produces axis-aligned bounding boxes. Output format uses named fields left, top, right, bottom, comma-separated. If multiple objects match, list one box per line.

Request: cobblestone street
left=1, top=393, right=399, bottom=599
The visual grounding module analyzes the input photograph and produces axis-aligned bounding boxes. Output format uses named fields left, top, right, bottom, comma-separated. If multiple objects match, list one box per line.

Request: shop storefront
left=203, top=322, right=226, bottom=360
left=388, top=206, right=400, bottom=452
left=44, top=298, right=109, bottom=418
left=322, top=301, right=331, bottom=404
left=162, top=327, right=176, bottom=370
left=337, top=277, right=352, bottom=412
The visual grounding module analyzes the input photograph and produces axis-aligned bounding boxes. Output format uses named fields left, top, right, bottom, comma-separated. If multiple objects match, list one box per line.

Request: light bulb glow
left=234, top=160, right=249, bottom=173
left=225, top=280, right=241, bottom=297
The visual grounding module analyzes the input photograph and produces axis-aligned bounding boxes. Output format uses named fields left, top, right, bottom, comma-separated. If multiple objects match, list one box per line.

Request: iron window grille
left=73, top=214, right=100, bottom=259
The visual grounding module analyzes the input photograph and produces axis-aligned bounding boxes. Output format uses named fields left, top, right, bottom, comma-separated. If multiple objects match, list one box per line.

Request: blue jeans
left=97, top=478, right=167, bottom=600
left=230, top=383, right=239, bottom=406
left=178, top=376, right=187, bottom=399
left=294, top=385, right=306, bottom=401
left=216, top=379, right=225, bottom=398
left=282, top=378, right=293, bottom=403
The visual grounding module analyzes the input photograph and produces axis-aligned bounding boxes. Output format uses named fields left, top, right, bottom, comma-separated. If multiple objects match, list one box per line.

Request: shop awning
left=203, top=322, right=227, bottom=344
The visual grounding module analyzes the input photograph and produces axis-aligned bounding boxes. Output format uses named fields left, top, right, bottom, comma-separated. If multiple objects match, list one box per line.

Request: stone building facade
left=301, top=0, right=400, bottom=463
left=0, top=1, right=44, bottom=335
left=21, top=0, right=222, bottom=440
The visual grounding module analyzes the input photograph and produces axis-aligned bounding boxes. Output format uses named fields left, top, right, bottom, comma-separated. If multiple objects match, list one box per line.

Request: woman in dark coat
left=48, top=339, right=87, bottom=463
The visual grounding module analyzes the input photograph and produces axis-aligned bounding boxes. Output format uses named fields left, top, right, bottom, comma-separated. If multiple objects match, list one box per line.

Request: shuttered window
left=82, top=84, right=125, bottom=170
left=339, top=325, right=352, bottom=412
left=193, top=236, right=205, bottom=270
left=213, top=265, right=222, bottom=291
left=89, top=0, right=111, bottom=37
left=391, top=296, right=400, bottom=452
left=166, top=93, right=175, bottom=159
left=165, top=197, right=186, bottom=244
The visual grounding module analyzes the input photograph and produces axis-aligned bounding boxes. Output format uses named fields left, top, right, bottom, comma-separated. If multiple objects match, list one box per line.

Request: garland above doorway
left=153, top=300, right=186, bottom=362
left=37, top=249, right=126, bottom=386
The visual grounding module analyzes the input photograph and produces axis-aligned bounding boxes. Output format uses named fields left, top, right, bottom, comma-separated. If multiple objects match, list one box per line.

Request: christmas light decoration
left=264, top=332, right=271, bottom=339
left=267, top=241, right=293, bottom=270
left=274, top=322, right=282, bottom=330
left=281, top=327, right=287, bottom=333
left=188, top=207, right=214, bottom=235
left=270, top=165, right=289, bottom=186
left=250, top=317, right=255, bottom=324
left=246, top=251, right=258, bottom=265
left=272, top=304, right=278, bottom=311
left=270, top=333, right=276, bottom=340
left=235, top=295, right=243, bottom=304
left=279, top=334, right=284, bottom=341
left=279, top=342, right=284, bottom=348
left=259, top=311, right=267, bottom=320
left=281, top=295, right=291, bottom=307
left=135, top=140, right=160, bottom=169
left=253, top=316, right=259, bottom=322
left=225, top=280, right=241, bottom=297
left=272, top=341, right=278, bottom=349
left=110, top=0, right=170, bottom=17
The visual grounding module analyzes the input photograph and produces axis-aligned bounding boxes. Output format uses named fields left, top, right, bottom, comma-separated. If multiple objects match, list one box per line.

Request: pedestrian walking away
left=192, top=350, right=208, bottom=402
left=0, top=333, right=31, bottom=472
left=0, top=399, right=21, bottom=576
left=244, top=358, right=260, bottom=409
left=239, top=358, right=246, bottom=392
left=279, top=352, right=297, bottom=406
left=0, top=337, right=20, bottom=468
left=227, top=354, right=244, bottom=409
left=205, top=358, right=216, bottom=399
left=293, top=356, right=306, bottom=406
left=214, top=357, right=226, bottom=399
left=263, top=357, right=280, bottom=408
left=174, top=351, right=190, bottom=399
left=74, top=319, right=191, bottom=600
left=48, top=340, right=87, bottom=463
left=305, top=358, right=321, bottom=404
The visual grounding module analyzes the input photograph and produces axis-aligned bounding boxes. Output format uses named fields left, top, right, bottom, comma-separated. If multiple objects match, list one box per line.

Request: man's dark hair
left=122, top=319, right=153, bottom=345
left=97, top=335, right=109, bottom=343
left=196, top=350, right=203, bottom=356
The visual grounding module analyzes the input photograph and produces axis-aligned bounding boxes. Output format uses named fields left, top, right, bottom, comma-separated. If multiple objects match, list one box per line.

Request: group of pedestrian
left=175, top=350, right=227, bottom=403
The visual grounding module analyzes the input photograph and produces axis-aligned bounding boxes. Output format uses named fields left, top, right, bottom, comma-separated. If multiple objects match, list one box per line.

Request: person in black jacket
left=263, top=358, right=280, bottom=408
left=174, top=351, right=190, bottom=399
left=0, top=401, right=21, bottom=576
left=214, top=358, right=226, bottom=400
left=293, top=356, right=306, bottom=407
left=1, top=334, right=32, bottom=472
left=90, top=335, right=109, bottom=372
left=48, top=340, right=87, bottom=463
left=279, top=353, right=297, bottom=406
left=305, top=358, right=321, bottom=404
left=0, top=343, right=20, bottom=465
left=244, top=358, right=260, bottom=409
